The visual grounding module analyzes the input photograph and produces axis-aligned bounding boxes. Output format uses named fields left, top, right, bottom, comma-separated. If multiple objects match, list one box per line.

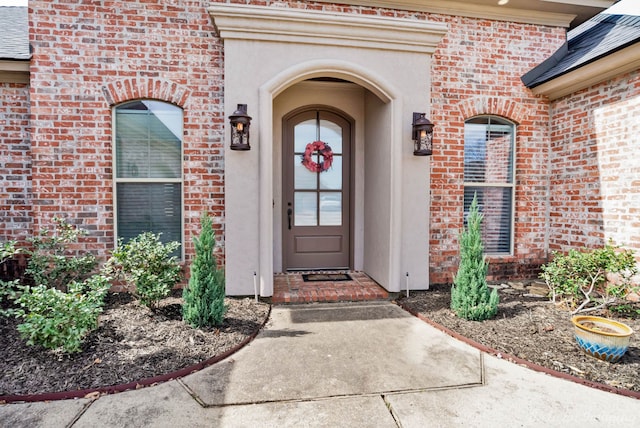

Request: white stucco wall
left=363, top=92, right=392, bottom=287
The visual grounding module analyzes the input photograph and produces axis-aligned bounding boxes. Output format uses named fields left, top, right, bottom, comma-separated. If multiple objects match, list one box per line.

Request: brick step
left=272, top=272, right=389, bottom=304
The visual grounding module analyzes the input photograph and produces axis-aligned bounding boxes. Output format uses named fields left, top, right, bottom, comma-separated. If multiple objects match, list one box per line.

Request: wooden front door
left=283, top=108, right=351, bottom=270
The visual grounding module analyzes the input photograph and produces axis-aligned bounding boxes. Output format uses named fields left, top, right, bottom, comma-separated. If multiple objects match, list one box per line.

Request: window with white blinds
left=464, top=116, right=515, bottom=255
left=114, top=100, right=183, bottom=256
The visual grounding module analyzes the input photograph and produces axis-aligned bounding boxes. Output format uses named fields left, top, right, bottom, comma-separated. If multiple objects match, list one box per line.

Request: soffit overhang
left=0, top=59, right=29, bottom=84
left=313, top=0, right=586, bottom=28
left=208, top=4, right=448, bottom=54
left=529, top=43, right=640, bottom=100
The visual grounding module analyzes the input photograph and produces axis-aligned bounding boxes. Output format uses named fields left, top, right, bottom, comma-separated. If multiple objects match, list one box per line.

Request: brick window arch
left=464, top=115, right=515, bottom=255
left=113, top=100, right=183, bottom=256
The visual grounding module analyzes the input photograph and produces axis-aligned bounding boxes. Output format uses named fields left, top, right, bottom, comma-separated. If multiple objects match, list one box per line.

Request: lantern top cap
left=412, top=112, right=433, bottom=128
left=230, top=104, right=252, bottom=121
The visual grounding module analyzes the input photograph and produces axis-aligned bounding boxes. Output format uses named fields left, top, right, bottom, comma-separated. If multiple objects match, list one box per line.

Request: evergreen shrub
left=183, top=213, right=226, bottom=327
left=450, top=194, right=499, bottom=321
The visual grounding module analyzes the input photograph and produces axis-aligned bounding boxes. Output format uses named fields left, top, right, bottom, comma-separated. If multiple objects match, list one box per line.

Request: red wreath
left=301, top=140, right=334, bottom=173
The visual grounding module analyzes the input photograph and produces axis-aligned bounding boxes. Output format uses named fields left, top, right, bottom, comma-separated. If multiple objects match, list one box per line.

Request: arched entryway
left=210, top=4, right=446, bottom=296
left=273, top=80, right=368, bottom=275
left=269, top=74, right=401, bottom=297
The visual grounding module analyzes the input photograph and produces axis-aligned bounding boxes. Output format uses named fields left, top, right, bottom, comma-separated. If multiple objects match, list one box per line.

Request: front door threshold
left=272, top=271, right=389, bottom=304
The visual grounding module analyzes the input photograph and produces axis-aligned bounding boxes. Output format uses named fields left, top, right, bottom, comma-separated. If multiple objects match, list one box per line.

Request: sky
left=607, top=0, right=640, bottom=16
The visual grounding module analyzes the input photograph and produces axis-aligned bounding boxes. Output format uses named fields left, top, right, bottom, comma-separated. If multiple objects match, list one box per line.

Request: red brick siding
left=18, top=0, right=570, bottom=286
left=429, top=18, right=565, bottom=284
left=549, top=70, right=640, bottom=259
left=28, top=0, right=225, bottom=263
left=0, top=82, right=31, bottom=242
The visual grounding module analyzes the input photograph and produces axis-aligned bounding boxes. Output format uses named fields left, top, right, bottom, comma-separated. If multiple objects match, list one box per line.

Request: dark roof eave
left=523, top=38, right=640, bottom=89
left=521, top=42, right=568, bottom=88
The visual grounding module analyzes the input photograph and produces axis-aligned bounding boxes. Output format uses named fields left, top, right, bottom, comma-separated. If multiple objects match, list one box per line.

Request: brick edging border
left=397, top=302, right=640, bottom=401
left=0, top=305, right=272, bottom=404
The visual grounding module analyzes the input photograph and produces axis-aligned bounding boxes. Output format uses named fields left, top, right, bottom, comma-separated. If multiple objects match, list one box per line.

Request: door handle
left=287, top=208, right=292, bottom=230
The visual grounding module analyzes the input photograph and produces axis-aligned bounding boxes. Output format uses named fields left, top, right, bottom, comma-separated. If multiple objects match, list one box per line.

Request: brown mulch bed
left=397, top=281, right=640, bottom=393
left=2, top=282, right=639, bottom=398
left=0, top=291, right=270, bottom=397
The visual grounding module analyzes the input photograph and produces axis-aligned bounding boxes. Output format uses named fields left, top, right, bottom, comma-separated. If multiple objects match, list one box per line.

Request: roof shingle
left=522, top=2, right=640, bottom=88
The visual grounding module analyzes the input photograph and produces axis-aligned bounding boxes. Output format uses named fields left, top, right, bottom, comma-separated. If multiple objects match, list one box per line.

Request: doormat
left=302, top=273, right=352, bottom=282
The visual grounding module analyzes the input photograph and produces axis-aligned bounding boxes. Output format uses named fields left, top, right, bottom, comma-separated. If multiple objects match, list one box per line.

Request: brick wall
left=429, top=18, right=565, bottom=284
left=548, top=70, right=640, bottom=258
left=0, top=82, right=31, bottom=242
left=28, top=0, right=225, bottom=264
left=21, top=0, right=571, bottom=285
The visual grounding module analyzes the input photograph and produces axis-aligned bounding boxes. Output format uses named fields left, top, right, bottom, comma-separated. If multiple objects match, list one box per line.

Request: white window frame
left=463, top=115, right=516, bottom=256
left=112, top=99, right=185, bottom=259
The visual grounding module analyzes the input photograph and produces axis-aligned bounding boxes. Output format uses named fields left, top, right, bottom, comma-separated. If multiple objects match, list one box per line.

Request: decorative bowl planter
left=571, top=315, right=633, bottom=363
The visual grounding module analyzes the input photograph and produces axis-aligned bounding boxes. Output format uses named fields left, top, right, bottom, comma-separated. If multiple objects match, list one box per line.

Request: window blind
left=114, top=101, right=183, bottom=255
left=463, top=116, right=515, bottom=255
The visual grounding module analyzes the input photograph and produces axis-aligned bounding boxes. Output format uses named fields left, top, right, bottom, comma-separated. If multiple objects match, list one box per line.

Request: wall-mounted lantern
left=412, top=112, right=434, bottom=156
left=229, top=104, right=252, bottom=151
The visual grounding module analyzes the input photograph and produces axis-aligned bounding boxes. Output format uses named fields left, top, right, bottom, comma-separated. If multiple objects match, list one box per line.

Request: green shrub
left=450, top=194, right=499, bottom=321
left=2, top=222, right=111, bottom=352
left=183, top=213, right=226, bottom=327
left=540, top=242, right=638, bottom=314
left=26, top=218, right=97, bottom=291
left=0, top=241, right=21, bottom=317
left=0, top=240, right=19, bottom=264
left=13, top=274, right=111, bottom=353
left=0, top=279, right=19, bottom=318
left=108, top=232, right=181, bottom=310
left=610, top=304, right=640, bottom=318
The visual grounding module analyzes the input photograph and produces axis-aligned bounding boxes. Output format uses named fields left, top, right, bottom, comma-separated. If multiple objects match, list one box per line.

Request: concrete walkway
left=1, top=302, right=639, bottom=427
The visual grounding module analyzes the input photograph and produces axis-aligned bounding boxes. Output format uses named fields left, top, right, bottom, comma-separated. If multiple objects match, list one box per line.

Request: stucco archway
left=209, top=4, right=447, bottom=296
left=260, top=61, right=401, bottom=297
